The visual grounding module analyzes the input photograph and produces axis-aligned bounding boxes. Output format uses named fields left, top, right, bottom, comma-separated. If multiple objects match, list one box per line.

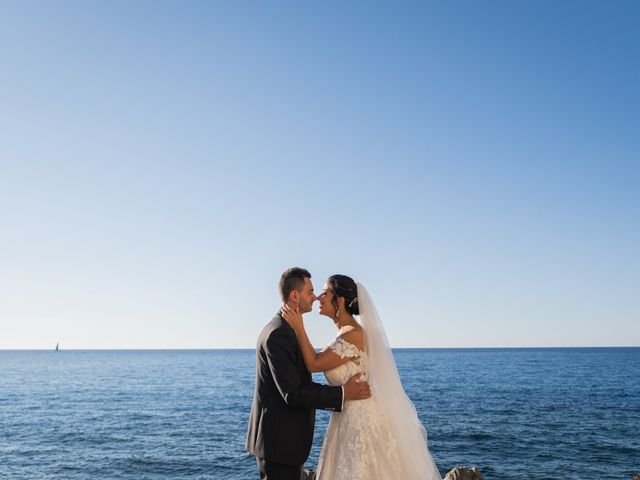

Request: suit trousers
left=256, top=457, right=303, bottom=480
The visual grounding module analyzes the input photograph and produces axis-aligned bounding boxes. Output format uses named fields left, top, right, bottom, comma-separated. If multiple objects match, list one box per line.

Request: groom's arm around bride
left=260, top=317, right=367, bottom=409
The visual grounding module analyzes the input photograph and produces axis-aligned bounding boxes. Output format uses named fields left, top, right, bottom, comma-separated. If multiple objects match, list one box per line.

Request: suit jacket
left=246, top=312, right=343, bottom=466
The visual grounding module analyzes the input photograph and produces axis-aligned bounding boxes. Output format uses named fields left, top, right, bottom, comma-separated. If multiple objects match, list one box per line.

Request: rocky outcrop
left=304, top=467, right=637, bottom=479
left=444, top=466, right=484, bottom=480
left=304, top=466, right=485, bottom=479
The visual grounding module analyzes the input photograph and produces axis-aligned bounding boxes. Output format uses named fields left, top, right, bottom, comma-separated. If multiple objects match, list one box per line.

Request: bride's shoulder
left=329, top=333, right=363, bottom=359
left=337, top=328, right=364, bottom=352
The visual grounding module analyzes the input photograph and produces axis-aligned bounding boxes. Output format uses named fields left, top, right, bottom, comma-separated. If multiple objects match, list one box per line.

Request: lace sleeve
left=329, top=337, right=360, bottom=359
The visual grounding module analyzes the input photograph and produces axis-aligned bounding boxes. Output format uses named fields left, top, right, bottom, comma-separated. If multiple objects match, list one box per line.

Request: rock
left=632, top=474, right=640, bottom=480
left=444, top=466, right=484, bottom=480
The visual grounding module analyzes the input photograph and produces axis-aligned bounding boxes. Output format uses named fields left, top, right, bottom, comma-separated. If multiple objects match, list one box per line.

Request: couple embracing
left=246, top=267, right=441, bottom=480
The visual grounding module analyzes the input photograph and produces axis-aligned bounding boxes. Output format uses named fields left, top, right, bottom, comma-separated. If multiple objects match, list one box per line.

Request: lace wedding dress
left=316, top=337, right=404, bottom=479
left=316, top=283, right=441, bottom=480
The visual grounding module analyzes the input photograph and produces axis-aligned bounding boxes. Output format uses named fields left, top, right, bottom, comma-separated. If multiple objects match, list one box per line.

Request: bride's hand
left=281, top=304, right=304, bottom=331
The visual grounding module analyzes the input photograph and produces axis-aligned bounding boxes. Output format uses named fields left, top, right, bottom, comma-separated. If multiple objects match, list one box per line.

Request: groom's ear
left=289, top=290, right=299, bottom=304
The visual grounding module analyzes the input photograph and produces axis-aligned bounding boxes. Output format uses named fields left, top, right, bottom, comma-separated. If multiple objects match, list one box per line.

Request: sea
left=0, top=348, right=638, bottom=479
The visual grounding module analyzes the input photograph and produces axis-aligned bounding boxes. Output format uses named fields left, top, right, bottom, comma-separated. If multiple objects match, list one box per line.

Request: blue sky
left=1, top=1, right=638, bottom=348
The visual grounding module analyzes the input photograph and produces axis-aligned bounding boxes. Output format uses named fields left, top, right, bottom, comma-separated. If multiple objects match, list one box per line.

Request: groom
left=246, top=267, right=371, bottom=480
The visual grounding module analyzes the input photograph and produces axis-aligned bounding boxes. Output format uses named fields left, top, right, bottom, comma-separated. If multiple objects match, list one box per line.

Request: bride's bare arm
left=281, top=305, right=353, bottom=373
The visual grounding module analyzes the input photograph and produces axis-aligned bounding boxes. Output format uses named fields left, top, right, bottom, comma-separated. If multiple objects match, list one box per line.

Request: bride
left=281, top=274, right=441, bottom=480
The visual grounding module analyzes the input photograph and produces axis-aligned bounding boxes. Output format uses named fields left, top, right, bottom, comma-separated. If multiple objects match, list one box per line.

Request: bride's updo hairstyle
left=327, top=274, right=359, bottom=316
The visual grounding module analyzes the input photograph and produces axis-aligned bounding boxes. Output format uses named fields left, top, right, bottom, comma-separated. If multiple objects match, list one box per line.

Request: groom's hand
left=343, top=374, right=371, bottom=401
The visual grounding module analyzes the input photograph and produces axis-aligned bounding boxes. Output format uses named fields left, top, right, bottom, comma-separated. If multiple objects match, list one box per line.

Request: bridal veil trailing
left=356, top=282, right=441, bottom=479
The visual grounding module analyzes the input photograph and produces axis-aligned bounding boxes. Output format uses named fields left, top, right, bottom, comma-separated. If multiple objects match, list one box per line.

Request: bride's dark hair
left=327, top=274, right=359, bottom=316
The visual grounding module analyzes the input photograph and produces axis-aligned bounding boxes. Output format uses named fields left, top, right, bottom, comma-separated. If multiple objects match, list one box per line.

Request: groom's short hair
left=279, top=267, right=311, bottom=302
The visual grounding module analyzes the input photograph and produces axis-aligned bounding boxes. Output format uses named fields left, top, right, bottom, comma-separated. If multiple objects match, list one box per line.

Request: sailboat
left=55, top=342, right=59, bottom=351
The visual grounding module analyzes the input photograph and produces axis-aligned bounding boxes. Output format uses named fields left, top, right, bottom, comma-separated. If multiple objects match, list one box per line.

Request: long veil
left=356, top=282, right=442, bottom=480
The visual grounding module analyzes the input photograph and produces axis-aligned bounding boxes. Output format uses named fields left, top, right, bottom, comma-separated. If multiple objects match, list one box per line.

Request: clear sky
left=1, top=1, right=638, bottom=349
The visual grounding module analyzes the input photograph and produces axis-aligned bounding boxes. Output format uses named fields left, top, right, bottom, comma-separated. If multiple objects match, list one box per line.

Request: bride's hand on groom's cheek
left=281, top=305, right=303, bottom=330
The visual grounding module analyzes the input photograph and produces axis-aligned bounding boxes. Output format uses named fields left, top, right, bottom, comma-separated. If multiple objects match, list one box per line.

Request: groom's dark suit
left=246, top=312, right=343, bottom=478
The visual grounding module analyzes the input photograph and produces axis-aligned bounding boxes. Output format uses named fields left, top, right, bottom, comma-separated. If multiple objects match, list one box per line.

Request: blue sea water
left=0, top=348, right=638, bottom=479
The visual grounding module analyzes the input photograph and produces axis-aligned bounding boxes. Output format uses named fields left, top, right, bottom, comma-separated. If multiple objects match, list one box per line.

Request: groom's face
left=296, top=277, right=317, bottom=314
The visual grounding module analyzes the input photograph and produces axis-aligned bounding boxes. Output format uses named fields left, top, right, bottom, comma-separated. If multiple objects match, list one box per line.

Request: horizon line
left=1, top=345, right=638, bottom=351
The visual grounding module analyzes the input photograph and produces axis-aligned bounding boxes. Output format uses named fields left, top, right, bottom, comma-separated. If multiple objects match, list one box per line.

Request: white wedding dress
left=315, top=284, right=441, bottom=480
left=316, top=337, right=404, bottom=479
